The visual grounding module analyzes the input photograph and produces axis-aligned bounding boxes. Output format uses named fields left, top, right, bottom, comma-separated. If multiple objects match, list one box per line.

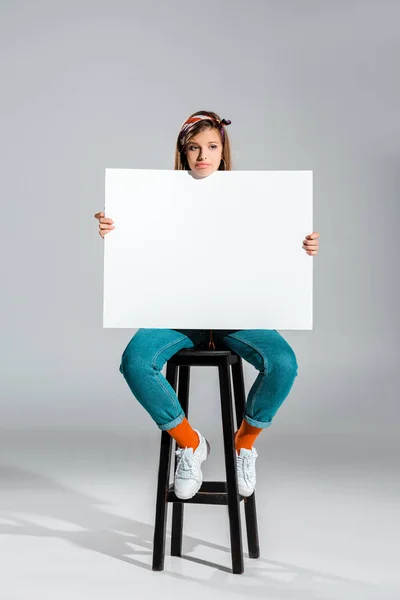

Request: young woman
left=94, top=110, right=320, bottom=501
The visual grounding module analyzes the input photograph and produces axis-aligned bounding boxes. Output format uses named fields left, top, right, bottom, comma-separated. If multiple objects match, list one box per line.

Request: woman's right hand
left=94, top=212, right=115, bottom=238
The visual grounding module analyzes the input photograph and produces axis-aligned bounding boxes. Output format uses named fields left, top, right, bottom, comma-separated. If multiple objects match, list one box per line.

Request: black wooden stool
left=152, top=342, right=260, bottom=574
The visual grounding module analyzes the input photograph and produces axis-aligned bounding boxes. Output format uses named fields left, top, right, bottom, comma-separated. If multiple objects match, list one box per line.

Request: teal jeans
left=119, top=328, right=298, bottom=431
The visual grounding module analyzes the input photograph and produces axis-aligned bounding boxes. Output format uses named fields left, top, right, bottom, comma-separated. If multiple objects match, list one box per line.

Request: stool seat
left=152, top=345, right=260, bottom=575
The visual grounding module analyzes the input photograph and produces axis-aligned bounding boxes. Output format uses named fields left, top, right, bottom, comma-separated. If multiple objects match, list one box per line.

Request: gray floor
left=0, top=430, right=399, bottom=600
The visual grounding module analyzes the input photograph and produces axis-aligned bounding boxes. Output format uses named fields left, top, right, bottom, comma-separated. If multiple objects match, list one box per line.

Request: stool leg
left=243, top=494, right=260, bottom=559
left=152, top=361, right=178, bottom=571
left=171, top=365, right=190, bottom=557
left=218, top=357, right=244, bottom=574
left=231, top=357, right=260, bottom=559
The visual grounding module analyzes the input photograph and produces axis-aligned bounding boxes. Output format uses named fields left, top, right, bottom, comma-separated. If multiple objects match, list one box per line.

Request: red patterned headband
left=178, top=114, right=231, bottom=150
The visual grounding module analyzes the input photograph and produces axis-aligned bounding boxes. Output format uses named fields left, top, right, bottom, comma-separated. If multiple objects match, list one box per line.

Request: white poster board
left=103, top=169, right=313, bottom=330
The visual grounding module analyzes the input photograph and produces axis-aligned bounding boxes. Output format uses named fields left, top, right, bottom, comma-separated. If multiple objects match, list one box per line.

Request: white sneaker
left=236, top=446, right=258, bottom=497
left=174, top=429, right=210, bottom=500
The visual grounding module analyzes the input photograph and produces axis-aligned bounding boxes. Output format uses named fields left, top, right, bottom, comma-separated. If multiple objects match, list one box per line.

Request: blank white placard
left=103, top=169, right=313, bottom=330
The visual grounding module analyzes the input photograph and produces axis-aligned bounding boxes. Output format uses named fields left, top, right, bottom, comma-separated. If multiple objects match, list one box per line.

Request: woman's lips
left=196, top=163, right=211, bottom=169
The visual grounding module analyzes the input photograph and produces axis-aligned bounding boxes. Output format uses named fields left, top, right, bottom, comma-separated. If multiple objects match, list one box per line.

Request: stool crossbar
left=152, top=346, right=260, bottom=575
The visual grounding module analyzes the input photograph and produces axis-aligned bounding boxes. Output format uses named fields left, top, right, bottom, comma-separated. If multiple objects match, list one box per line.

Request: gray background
left=2, top=0, right=398, bottom=434
left=1, top=1, right=400, bottom=597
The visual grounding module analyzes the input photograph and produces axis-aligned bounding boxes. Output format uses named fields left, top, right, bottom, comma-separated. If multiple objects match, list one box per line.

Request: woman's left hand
left=302, top=232, right=320, bottom=256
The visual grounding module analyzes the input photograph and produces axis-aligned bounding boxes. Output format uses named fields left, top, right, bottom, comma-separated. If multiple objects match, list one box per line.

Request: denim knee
left=262, top=346, right=298, bottom=379
left=119, top=345, right=149, bottom=380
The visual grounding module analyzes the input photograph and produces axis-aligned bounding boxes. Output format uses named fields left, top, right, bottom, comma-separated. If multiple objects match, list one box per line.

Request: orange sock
left=235, top=421, right=263, bottom=451
left=167, top=417, right=200, bottom=450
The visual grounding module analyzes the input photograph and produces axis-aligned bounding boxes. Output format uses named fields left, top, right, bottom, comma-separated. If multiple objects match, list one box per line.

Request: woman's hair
left=174, top=110, right=232, bottom=171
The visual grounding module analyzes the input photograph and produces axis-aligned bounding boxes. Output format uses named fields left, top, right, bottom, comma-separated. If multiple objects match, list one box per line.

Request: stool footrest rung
left=167, top=481, right=245, bottom=504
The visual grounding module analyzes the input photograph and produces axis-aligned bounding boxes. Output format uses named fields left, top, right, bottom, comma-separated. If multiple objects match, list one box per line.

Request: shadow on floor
left=0, top=464, right=396, bottom=600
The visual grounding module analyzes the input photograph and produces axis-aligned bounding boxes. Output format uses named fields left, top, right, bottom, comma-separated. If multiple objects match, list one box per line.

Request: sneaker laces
left=175, top=447, right=199, bottom=479
left=238, top=448, right=258, bottom=483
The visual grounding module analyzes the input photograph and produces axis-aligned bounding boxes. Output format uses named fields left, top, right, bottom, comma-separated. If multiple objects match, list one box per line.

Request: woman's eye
left=188, top=145, right=218, bottom=151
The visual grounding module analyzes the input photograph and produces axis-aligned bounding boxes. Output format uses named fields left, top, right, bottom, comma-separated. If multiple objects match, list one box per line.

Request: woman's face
left=185, top=128, right=223, bottom=178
